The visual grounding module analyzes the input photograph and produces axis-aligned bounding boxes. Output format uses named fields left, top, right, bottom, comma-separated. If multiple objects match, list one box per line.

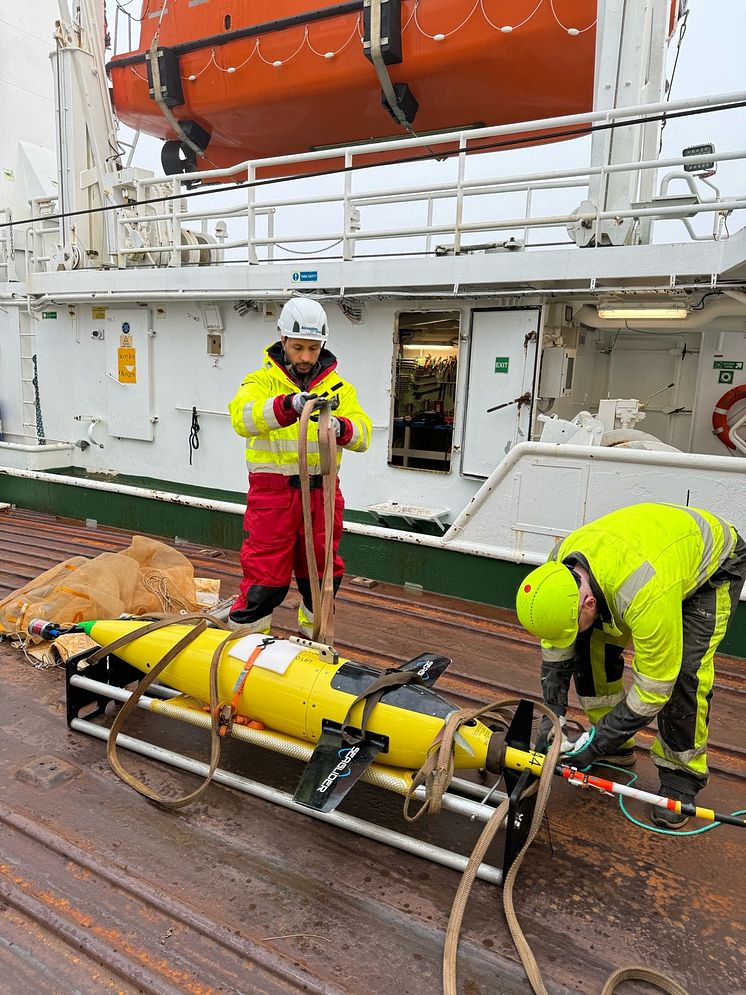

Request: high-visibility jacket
left=542, top=502, right=738, bottom=747
left=228, top=342, right=371, bottom=474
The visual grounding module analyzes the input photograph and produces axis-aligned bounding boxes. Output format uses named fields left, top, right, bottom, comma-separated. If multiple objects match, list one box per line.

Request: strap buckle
left=215, top=702, right=236, bottom=738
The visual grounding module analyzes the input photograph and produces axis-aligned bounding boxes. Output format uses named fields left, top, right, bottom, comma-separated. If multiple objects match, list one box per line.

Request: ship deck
left=0, top=507, right=743, bottom=994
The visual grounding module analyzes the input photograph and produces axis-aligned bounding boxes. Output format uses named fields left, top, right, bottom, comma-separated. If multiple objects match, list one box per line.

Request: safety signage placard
left=494, top=357, right=510, bottom=373
left=118, top=347, right=137, bottom=383
left=292, top=270, right=318, bottom=283
left=713, top=360, right=744, bottom=370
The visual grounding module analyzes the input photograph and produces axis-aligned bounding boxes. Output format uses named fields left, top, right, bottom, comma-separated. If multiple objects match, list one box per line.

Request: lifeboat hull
left=109, top=1, right=602, bottom=177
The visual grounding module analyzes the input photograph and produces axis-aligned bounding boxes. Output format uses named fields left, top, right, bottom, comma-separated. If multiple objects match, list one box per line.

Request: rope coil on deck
left=406, top=701, right=691, bottom=995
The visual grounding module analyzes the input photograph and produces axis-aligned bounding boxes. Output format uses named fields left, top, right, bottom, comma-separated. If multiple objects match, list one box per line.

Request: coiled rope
left=407, top=702, right=690, bottom=995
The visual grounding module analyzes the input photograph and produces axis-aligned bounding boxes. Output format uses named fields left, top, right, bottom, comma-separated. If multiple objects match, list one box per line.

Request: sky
left=104, top=0, right=746, bottom=256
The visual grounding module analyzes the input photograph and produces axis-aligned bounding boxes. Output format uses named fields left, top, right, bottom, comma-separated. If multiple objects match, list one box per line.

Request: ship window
left=389, top=311, right=461, bottom=473
left=224, top=14, right=231, bottom=30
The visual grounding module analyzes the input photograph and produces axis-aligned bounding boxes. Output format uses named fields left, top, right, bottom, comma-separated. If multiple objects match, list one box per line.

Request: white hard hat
left=278, top=298, right=329, bottom=343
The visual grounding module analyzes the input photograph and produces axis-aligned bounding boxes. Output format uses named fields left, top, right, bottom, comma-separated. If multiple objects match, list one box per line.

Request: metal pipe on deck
left=71, top=718, right=505, bottom=885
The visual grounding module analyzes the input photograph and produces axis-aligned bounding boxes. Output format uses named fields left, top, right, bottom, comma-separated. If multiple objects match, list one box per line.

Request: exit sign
left=494, top=357, right=510, bottom=373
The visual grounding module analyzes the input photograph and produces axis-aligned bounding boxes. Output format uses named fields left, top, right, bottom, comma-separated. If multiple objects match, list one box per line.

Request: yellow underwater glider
left=71, top=618, right=497, bottom=812
left=47, top=617, right=745, bottom=832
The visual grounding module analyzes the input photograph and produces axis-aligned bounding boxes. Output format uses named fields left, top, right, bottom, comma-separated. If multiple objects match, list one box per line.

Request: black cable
left=690, top=290, right=722, bottom=310
left=659, top=8, right=689, bottom=153
left=188, top=406, right=200, bottom=465
left=2, top=99, right=745, bottom=235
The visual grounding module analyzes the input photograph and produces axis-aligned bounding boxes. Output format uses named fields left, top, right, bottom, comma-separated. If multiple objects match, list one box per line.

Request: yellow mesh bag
left=0, top=536, right=201, bottom=635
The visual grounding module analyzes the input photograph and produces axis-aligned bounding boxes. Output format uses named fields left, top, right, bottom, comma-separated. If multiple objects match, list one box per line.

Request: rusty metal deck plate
left=0, top=508, right=743, bottom=993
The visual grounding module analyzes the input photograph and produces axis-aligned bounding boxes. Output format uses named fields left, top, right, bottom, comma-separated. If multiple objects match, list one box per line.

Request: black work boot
left=650, top=788, right=695, bottom=830
left=600, top=746, right=636, bottom=767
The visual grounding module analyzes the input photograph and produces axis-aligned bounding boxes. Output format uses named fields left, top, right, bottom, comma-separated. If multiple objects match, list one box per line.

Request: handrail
left=25, top=90, right=746, bottom=271
left=139, top=90, right=746, bottom=185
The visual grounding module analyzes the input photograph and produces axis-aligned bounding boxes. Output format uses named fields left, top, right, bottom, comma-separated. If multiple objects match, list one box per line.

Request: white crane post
left=51, top=0, right=123, bottom=268
left=576, top=0, right=674, bottom=247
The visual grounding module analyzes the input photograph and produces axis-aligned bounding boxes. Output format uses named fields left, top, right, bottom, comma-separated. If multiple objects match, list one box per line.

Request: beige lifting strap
left=364, top=0, right=412, bottom=131
left=417, top=701, right=691, bottom=995
left=96, top=613, right=258, bottom=809
left=298, top=400, right=338, bottom=645
left=147, top=35, right=208, bottom=163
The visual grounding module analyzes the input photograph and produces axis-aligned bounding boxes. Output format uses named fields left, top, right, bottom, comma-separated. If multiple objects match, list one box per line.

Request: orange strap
left=216, top=638, right=272, bottom=736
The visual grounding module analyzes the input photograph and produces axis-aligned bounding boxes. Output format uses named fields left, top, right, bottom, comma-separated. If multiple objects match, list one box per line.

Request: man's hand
left=560, top=726, right=599, bottom=770
left=329, top=416, right=342, bottom=437
left=290, top=392, right=322, bottom=414
left=537, top=715, right=577, bottom=753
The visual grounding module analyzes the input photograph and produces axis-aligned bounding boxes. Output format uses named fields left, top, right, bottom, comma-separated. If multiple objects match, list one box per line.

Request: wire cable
left=597, top=761, right=746, bottom=837
left=2, top=98, right=745, bottom=235
left=659, top=7, right=690, bottom=153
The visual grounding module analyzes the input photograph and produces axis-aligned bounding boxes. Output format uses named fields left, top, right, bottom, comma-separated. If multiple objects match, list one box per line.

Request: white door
left=104, top=308, right=154, bottom=441
left=460, top=308, right=539, bottom=478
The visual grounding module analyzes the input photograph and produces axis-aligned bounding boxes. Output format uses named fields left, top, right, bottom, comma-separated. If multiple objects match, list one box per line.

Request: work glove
left=329, top=416, right=342, bottom=437
left=537, top=714, right=577, bottom=754
left=560, top=725, right=599, bottom=770
left=290, top=392, right=322, bottom=415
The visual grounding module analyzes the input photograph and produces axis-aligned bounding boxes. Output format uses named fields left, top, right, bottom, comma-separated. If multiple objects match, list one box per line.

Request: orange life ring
left=712, top=383, right=746, bottom=449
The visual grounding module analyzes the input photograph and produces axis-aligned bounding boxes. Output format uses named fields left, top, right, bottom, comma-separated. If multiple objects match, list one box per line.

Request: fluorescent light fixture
left=596, top=305, right=689, bottom=320
left=402, top=343, right=455, bottom=350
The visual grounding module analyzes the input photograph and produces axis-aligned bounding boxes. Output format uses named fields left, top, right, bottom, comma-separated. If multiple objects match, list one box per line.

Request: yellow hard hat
left=515, top=561, right=580, bottom=648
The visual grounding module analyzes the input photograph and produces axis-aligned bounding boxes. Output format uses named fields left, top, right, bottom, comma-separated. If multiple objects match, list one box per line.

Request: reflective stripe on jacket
left=228, top=344, right=371, bottom=474
left=546, top=503, right=736, bottom=717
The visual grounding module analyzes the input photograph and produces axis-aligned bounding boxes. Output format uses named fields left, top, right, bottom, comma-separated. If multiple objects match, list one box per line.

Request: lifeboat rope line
left=129, top=16, right=364, bottom=82
left=305, top=16, right=363, bottom=59
left=478, top=0, right=544, bottom=34
left=547, top=0, right=596, bottom=34
left=413, top=0, right=481, bottom=39
left=123, top=0, right=596, bottom=87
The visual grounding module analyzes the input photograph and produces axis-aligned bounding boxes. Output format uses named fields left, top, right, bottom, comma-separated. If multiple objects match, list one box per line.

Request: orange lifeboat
left=106, top=1, right=647, bottom=179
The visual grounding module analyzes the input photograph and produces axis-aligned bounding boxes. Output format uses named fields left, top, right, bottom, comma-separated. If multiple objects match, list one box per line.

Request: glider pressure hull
left=82, top=620, right=492, bottom=772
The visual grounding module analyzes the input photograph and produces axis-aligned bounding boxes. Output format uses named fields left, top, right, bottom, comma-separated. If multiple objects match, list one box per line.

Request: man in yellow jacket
left=228, top=298, right=371, bottom=636
left=515, top=503, right=746, bottom=829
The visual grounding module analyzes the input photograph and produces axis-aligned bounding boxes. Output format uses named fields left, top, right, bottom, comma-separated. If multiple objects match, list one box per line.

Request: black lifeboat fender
left=362, top=0, right=419, bottom=127
left=161, top=121, right=212, bottom=178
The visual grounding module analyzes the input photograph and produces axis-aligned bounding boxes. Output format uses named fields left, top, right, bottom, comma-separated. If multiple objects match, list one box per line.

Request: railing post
left=425, top=196, right=434, bottom=255
left=524, top=187, right=533, bottom=248
left=169, top=177, right=182, bottom=267
left=267, top=208, right=275, bottom=262
left=343, top=151, right=354, bottom=261
left=453, top=135, right=467, bottom=255
left=247, top=164, right=258, bottom=264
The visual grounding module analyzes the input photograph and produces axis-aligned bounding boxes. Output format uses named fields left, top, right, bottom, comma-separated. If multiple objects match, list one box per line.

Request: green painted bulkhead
left=3, top=469, right=746, bottom=657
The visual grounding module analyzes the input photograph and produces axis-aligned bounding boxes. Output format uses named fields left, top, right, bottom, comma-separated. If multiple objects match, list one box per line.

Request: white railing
left=26, top=90, right=746, bottom=272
